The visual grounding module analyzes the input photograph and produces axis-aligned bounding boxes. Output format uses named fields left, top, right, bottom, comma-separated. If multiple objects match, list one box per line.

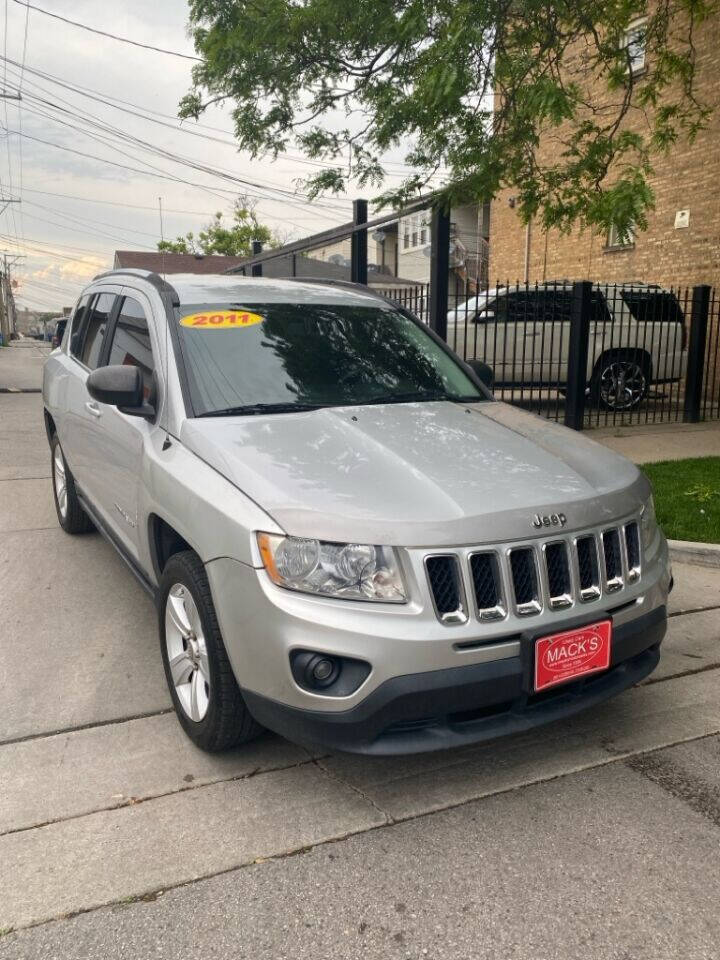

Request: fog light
left=290, top=649, right=371, bottom=696
left=311, top=658, right=334, bottom=682
left=302, top=653, right=340, bottom=689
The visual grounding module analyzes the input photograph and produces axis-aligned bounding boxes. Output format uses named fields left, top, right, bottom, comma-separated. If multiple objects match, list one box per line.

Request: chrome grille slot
left=469, top=552, right=505, bottom=621
left=509, top=547, right=541, bottom=616
left=624, top=522, right=641, bottom=581
left=543, top=541, right=572, bottom=609
left=425, top=555, right=467, bottom=624
left=602, top=529, right=624, bottom=592
left=575, top=535, right=601, bottom=602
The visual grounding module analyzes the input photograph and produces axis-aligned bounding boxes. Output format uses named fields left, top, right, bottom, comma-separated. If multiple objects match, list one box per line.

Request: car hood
left=180, top=401, right=647, bottom=547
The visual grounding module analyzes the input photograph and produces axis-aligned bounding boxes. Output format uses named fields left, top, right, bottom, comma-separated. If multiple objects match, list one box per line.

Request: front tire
left=159, top=551, right=264, bottom=752
left=50, top=434, right=94, bottom=534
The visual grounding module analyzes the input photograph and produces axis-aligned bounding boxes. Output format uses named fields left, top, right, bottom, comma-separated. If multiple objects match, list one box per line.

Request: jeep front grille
left=424, top=519, right=642, bottom=624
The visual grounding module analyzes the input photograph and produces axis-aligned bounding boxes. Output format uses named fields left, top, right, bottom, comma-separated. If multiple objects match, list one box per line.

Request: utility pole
left=0, top=257, right=9, bottom=346
left=0, top=253, right=25, bottom=343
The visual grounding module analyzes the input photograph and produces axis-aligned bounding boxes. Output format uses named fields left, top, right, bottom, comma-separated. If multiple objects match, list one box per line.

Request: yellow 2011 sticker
left=180, top=310, right=264, bottom=329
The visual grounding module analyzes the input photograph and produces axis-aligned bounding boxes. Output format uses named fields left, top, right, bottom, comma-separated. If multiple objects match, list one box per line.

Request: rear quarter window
left=621, top=291, right=685, bottom=325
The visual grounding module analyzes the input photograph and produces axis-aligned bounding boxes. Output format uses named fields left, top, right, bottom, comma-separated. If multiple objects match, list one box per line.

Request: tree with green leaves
left=180, top=0, right=716, bottom=240
left=158, top=199, right=277, bottom=256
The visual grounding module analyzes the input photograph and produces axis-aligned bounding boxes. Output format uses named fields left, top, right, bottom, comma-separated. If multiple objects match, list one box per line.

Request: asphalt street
left=1, top=340, right=719, bottom=959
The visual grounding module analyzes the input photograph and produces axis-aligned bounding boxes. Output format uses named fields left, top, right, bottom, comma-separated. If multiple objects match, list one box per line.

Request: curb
left=668, top=539, right=720, bottom=568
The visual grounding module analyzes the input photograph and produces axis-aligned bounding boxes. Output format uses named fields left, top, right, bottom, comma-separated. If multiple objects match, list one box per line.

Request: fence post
left=350, top=199, right=368, bottom=284
left=429, top=205, right=450, bottom=340
left=564, top=281, right=592, bottom=431
left=683, top=285, right=711, bottom=423
left=251, top=240, right=263, bottom=277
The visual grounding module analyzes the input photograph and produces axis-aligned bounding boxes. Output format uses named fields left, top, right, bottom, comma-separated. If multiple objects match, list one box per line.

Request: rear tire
left=159, top=550, right=264, bottom=752
left=590, top=351, right=650, bottom=411
left=51, top=434, right=94, bottom=534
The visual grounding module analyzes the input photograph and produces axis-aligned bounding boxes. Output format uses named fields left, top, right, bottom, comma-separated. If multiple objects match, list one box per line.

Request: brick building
left=489, top=11, right=720, bottom=290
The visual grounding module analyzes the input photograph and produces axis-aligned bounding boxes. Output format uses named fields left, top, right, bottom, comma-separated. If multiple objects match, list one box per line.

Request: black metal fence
left=229, top=198, right=719, bottom=431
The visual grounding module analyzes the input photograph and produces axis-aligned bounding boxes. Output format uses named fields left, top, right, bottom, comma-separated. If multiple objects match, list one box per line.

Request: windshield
left=175, top=301, right=485, bottom=416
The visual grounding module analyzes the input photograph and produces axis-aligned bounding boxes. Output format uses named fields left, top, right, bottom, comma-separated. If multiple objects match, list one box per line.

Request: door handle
left=524, top=331, right=542, bottom=338
left=85, top=401, right=102, bottom=418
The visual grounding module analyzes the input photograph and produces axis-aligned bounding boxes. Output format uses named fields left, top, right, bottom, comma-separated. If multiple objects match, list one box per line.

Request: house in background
left=279, top=200, right=490, bottom=297
left=113, top=251, right=250, bottom=274
left=489, top=12, right=719, bottom=290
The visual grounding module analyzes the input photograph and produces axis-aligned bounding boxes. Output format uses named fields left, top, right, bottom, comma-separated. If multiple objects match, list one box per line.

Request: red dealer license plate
left=534, top=620, right=612, bottom=692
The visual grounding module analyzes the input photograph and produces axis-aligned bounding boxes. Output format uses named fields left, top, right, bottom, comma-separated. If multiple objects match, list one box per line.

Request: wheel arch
left=591, top=346, right=653, bottom=381
left=148, top=514, right=195, bottom=582
left=43, top=408, right=57, bottom=446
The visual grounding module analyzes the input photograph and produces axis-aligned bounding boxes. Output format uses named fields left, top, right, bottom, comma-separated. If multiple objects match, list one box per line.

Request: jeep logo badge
left=532, top=512, right=567, bottom=529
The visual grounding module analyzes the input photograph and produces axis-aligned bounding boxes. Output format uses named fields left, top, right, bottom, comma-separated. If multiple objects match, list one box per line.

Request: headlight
left=256, top=533, right=406, bottom=602
left=640, top=495, right=657, bottom=549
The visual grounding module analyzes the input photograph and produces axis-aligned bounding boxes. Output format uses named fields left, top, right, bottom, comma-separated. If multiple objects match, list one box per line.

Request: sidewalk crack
left=312, top=757, right=394, bottom=825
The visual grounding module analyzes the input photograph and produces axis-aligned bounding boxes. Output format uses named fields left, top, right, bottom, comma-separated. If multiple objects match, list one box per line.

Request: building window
left=607, top=222, right=636, bottom=249
left=623, top=17, right=647, bottom=74
left=400, top=212, right=430, bottom=252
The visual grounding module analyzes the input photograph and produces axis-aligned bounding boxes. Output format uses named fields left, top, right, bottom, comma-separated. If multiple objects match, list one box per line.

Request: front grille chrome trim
left=624, top=521, right=641, bottom=583
left=601, top=529, right=624, bottom=593
left=424, top=554, right=469, bottom=625
left=574, top=534, right=602, bottom=603
left=468, top=551, right=507, bottom=622
left=508, top=547, right=542, bottom=617
left=542, top=541, right=573, bottom=610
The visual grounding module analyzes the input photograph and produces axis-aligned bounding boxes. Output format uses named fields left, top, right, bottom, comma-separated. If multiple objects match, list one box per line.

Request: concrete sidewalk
left=591, top=419, right=720, bottom=464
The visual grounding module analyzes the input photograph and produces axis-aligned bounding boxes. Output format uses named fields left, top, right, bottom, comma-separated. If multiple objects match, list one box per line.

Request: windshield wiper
left=198, top=402, right=323, bottom=417
left=352, top=391, right=479, bottom=406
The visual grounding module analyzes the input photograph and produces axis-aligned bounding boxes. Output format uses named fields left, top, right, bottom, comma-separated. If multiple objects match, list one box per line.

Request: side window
left=539, top=291, right=573, bottom=322
left=503, top=293, right=534, bottom=322
left=590, top=291, right=612, bottom=324
left=79, top=294, right=116, bottom=369
left=106, top=297, right=155, bottom=400
left=69, top=295, right=93, bottom=359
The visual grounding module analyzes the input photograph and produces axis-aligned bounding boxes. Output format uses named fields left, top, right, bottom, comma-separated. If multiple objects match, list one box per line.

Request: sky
left=0, top=0, right=433, bottom=311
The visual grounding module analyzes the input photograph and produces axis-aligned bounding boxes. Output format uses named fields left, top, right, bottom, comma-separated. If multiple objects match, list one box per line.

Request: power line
left=20, top=208, right=157, bottom=249
left=23, top=198, right=161, bottom=240
left=20, top=187, right=224, bottom=218
left=12, top=106, right=351, bottom=221
left=0, top=231, right=113, bottom=258
left=11, top=1, right=202, bottom=61
left=3, top=63, right=352, bottom=218
left=0, top=54, right=447, bottom=178
left=13, top=83, right=351, bottom=210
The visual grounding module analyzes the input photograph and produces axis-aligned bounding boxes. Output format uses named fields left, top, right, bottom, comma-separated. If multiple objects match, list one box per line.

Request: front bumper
left=242, top=603, right=666, bottom=755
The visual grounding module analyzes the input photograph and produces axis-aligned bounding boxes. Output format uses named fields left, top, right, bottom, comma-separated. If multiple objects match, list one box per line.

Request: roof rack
left=91, top=268, right=179, bottom=305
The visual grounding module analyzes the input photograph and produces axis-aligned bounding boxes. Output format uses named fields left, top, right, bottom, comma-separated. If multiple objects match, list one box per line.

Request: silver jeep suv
left=43, top=271, right=671, bottom=754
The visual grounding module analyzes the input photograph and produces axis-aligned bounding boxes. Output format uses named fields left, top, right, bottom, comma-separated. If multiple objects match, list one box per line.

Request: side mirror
left=473, top=310, right=495, bottom=323
left=467, top=360, right=494, bottom=391
left=86, top=365, right=155, bottom=419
